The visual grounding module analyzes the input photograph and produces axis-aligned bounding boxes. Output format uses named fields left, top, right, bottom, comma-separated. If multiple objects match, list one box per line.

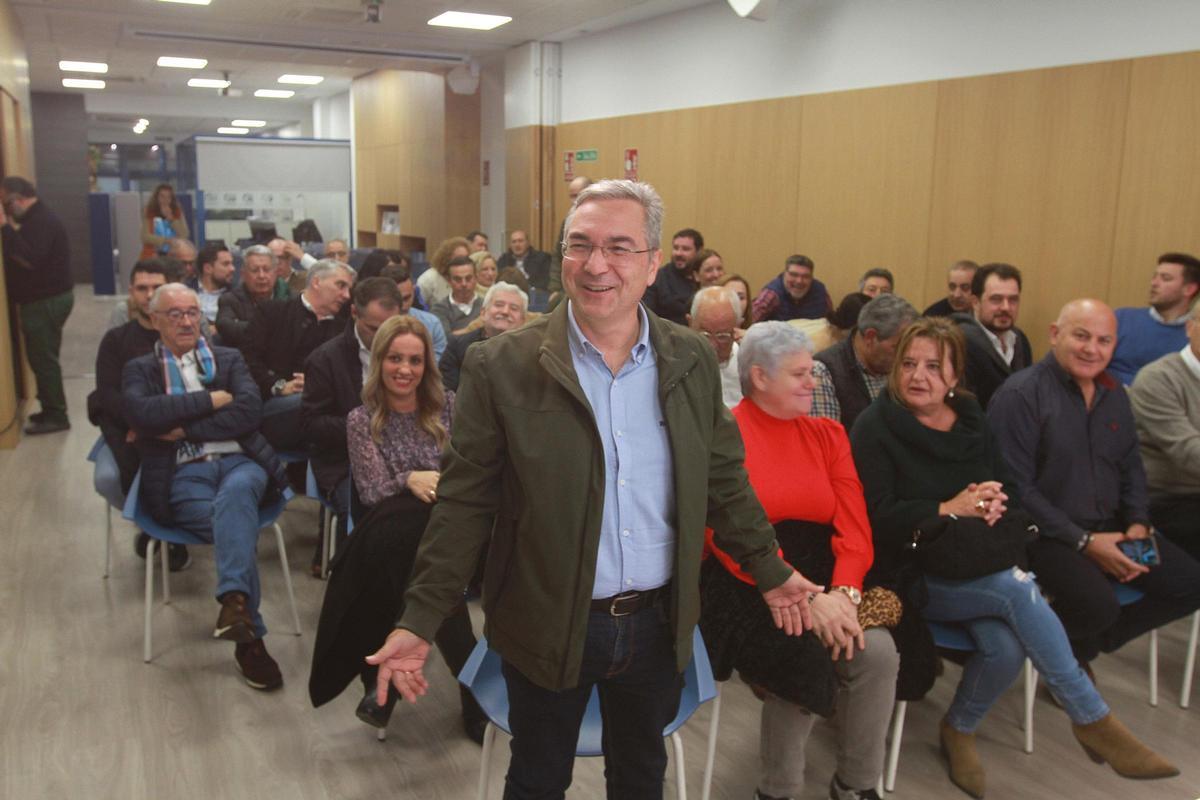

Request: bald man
left=989, top=299, right=1200, bottom=668
left=688, top=286, right=742, bottom=408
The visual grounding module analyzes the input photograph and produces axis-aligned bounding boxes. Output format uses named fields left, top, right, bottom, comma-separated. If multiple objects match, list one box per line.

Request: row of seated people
left=88, top=226, right=1200, bottom=796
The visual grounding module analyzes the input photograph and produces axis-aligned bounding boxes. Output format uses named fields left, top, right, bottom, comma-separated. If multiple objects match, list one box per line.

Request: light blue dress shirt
left=566, top=302, right=676, bottom=598
left=409, top=307, right=448, bottom=360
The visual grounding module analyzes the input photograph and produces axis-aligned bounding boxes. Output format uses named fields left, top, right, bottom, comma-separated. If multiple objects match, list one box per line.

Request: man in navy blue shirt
left=989, top=298, right=1200, bottom=667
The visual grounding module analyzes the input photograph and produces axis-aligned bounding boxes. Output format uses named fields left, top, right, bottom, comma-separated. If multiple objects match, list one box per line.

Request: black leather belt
left=590, top=584, right=670, bottom=617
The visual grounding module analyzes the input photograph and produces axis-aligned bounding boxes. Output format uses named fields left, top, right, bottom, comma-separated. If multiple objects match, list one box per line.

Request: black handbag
left=910, top=511, right=1039, bottom=580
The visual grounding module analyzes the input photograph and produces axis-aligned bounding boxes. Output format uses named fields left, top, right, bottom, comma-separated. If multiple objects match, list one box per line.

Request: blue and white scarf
left=156, top=336, right=217, bottom=395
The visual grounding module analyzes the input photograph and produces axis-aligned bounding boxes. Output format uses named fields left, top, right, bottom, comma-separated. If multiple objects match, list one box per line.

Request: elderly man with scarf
left=122, top=283, right=289, bottom=690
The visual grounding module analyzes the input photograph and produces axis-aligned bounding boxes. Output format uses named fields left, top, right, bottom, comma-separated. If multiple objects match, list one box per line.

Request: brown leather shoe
left=235, top=639, right=283, bottom=690
left=1072, top=713, right=1179, bottom=779
left=940, top=717, right=986, bottom=798
left=213, top=591, right=255, bottom=643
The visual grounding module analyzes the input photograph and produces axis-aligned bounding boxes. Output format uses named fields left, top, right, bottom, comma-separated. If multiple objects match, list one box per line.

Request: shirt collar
left=980, top=324, right=1016, bottom=354
left=1044, top=352, right=1117, bottom=398
left=1182, top=344, right=1200, bottom=382
left=1149, top=306, right=1192, bottom=326
left=565, top=301, right=651, bottom=365
left=353, top=322, right=369, bottom=355
left=300, top=291, right=334, bottom=321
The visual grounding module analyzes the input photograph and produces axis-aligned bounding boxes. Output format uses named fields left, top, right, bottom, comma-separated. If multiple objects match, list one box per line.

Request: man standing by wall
left=368, top=180, right=819, bottom=799
left=0, top=176, right=74, bottom=435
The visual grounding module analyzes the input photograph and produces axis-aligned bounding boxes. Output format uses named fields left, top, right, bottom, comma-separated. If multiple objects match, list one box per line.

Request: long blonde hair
left=361, top=315, right=447, bottom=447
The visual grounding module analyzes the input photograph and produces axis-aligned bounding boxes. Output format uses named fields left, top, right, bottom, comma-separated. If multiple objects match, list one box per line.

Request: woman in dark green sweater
left=849, top=318, right=1175, bottom=798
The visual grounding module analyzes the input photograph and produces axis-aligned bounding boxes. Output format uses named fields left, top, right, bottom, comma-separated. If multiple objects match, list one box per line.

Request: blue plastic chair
left=122, top=470, right=301, bottom=663
left=458, top=626, right=720, bottom=800
left=884, top=621, right=1037, bottom=792
left=1111, top=581, right=1199, bottom=708
left=87, top=435, right=120, bottom=578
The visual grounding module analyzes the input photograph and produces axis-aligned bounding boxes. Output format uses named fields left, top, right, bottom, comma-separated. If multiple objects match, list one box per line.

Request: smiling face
left=898, top=335, right=956, bottom=417
left=242, top=253, right=275, bottom=298
left=697, top=255, right=725, bottom=287
left=782, top=263, right=813, bottom=300
left=381, top=332, right=426, bottom=408
left=481, top=289, right=526, bottom=337
left=1050, top=300, right=1117, bottom=385
left=562, top=198, right=660, bottom=336
left=751, top=349, right=816, bottom=419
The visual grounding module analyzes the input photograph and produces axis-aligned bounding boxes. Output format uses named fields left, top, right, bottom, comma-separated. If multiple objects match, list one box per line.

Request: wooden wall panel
left=554, top=116, right=622, bottom=220
left=928, top=60, right=1130, bottom=351
left=505, top=126, right=537, bottom=245
left=795, top=84, right=938, bottom=305
left=1109, top=52, right=1200, bottom=306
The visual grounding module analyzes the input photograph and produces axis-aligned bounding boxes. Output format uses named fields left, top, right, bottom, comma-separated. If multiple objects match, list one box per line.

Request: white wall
left=504, top=42, right=561, bottom=129
left=559, top=0, right=1200, bottom=123
left=313, top=91, right=351, bottom=139
left=479, top=59, right=506, bottom=247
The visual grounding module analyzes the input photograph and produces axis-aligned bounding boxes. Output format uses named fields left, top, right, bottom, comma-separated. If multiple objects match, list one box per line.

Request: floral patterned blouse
left=346, top=392, right=455, bottom=507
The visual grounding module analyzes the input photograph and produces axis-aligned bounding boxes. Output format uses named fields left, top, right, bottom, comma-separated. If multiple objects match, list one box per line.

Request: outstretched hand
left=761, top=570, right=825, bottom=636
left=365, top=628, right=432, bottom=705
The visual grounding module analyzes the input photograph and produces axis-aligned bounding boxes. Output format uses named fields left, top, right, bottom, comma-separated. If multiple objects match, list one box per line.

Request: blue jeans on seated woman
left=923, top=566, right=1109, bottom=733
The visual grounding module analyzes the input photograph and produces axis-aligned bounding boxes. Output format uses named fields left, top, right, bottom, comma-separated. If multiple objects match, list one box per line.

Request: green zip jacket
left=398, top=303, right=793, bottom=690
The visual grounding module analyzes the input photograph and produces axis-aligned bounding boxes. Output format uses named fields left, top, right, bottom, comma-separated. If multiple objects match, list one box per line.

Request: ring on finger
left=975, top=499, right=987, bottom=511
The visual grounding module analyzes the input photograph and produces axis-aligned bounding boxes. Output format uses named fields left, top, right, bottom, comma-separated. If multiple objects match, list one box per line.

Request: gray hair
left=482, top=281, right=529, bottom=313
left=690, top=285, right=741, bottom=320
left=738, top=321, right=813, bottom=397
left=857, top=293, right=918, bottom=339
left=243, top=244, right=272, bottom=260
left=306, top=259, right=356, bottom=287
left=563, top=179, right=665, bottom=251
left=149, top=282, right=198, bottom=312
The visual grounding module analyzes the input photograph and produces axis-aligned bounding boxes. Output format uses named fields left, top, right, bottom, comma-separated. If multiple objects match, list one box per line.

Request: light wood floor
left=1, top=288, right=1198, bottom=799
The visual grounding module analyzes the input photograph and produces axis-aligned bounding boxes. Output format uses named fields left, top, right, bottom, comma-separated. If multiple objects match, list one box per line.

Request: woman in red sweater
left=701, top=321, right=898, bottom=800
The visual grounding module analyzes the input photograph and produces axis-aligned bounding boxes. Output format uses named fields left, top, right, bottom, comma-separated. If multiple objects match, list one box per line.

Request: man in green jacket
left=369, top=179, right=819, bottom=799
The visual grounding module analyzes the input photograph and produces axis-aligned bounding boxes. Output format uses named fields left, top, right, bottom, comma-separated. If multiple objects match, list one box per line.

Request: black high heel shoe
left=356, top=684, right=400, bottom=729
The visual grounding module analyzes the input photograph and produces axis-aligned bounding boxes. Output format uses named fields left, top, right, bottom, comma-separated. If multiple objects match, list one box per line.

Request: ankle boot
left=939, top=717, right=985, bottom=798
left=1071, top=713, right=1179, bottom=779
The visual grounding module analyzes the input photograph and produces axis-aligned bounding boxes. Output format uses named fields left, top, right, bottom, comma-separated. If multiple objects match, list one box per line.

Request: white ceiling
left=13, top=0, right=712, bottom=143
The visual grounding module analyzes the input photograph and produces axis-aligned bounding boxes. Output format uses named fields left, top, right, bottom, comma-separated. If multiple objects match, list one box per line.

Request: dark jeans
left=19, top=289, right=74, bottom=422
left=1150, top=494, right=1200, bottom=564
left=501, top=601, right=683, bottom=800
left=1029, top=534, right=1200, bottom=663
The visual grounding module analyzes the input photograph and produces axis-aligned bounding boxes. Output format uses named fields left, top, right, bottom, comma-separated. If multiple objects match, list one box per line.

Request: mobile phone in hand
left=1117, top=532, right=1161, bottom=567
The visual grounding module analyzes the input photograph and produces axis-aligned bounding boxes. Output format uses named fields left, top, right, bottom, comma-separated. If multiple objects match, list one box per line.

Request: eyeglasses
left=702, top=331, right=735, bottom=344
left=561, top=241, right=653, bottom=265
left=158, top=308, right=202, bottom=323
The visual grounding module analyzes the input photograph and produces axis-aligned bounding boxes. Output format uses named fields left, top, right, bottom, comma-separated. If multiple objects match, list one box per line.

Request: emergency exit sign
left=575, top=149, right=599, bottom=162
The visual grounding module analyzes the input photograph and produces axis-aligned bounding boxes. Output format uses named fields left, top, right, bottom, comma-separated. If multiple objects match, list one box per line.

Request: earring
left=947, top=386, right=956, bottom=399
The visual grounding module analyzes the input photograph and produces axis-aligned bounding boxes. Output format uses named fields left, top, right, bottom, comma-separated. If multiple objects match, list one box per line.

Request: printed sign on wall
left=624, top=148, right=638, bottom=180
left=564, top=151, right=575, bottom=181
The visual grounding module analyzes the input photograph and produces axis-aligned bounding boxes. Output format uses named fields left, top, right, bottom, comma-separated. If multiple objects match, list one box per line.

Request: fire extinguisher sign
left=564, top=151, right=575, bottom=181
left=624, top=148, right=638, bottom=180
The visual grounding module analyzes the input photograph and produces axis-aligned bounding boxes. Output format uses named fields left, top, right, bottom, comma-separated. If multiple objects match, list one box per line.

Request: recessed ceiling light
left=110, top=143, right=118, bottom=150
left=231, top=119, right=267, bottom=127
left=254, top=89, right=294, bottom=99
left=59, top=60, right=108, bottom=74
left=151, top=145, right=160, bottom=152
left=188, top=77, right=231, bottom=88
left=62, top=78, right=105, bottom=89
left=157, top=0, right=212, bottom=5
left=157, top=56, right=207, bottom=69
left=427, top=11, right=512, bottom=30
left=217, top=127, right=249, bottom=135
left=277, top=74, right=324, bottom=85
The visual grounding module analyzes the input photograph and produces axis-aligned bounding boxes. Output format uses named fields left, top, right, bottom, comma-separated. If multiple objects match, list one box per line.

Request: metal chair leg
left=160, top=541, right=171, bottom=604
left=143, top=548, right=155, bottom=663
left=1150, top=629, right=1159, bottom=707
left=478, top=722, right=497, bottom=800
left=1023, top=659, right=1036, bottom=753
left=320, top=509, right=332, bottom=580
left=671, top=731, right=687, bottom=800
left=1182, top=611, right=1198, bottom=709
left=103, top=502, right=112, bottom=579
left=273, top=523, right=302, bottom=635
left=701, top=688, right=720, bottom=800
left=884, top=700, right=906, bottom=792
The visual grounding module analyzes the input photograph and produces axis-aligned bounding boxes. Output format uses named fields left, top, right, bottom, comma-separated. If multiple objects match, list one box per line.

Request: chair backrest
left=459, top=626, right=717, bottom=755
left=87, top=434, right=106, bottom=463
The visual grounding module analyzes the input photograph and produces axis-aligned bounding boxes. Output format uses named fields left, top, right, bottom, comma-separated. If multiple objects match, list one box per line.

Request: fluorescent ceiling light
left=157, top=0, right=212, bottom=5
left=217, top=127, right=249, bottom=135
left=278, top=74, right=323, bottom=85
left=151, top=145, right=160, bottom=152
left=254, top=89, right=294, bottom=98
left=59, top=60, right=108, bottom=74
left=427, top=11, right=512, bottom=30
left=157, top=56, right=207, bottom=69
left=188, top=77, right=230, bottom=88
left=62, top=78, right=105, bottom=89
left=231, top=119, right=266, bottom=127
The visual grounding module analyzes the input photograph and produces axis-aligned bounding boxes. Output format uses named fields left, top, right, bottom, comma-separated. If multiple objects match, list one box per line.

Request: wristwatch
left=271, top=378, right=288, bottom=397
left=832, top=586, right=862, bottom=606
left=1077, top=532, right=1094, bottom=552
